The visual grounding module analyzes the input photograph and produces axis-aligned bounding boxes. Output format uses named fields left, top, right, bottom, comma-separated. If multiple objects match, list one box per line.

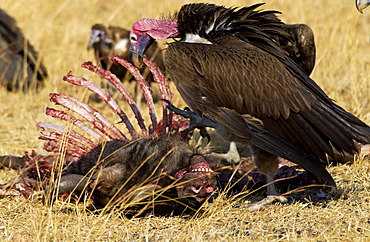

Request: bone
left=143, top=58, right=172, bottom=135
left=44, top=108, right=106, bottom=143
left=81, top=61, right=148, bottom=136
left=63, top=72, right=139, bottom=139
left=49, top=93, right=126, bottom=140
left=111, top=56, right=158, bottom=134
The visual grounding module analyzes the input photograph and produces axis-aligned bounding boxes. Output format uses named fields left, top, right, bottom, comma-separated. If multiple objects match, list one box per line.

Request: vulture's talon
left=164, top=101, right=195, bottom=119
left=199, top=127, right=211, bottom=143
left=165, top=101, right=214, bottom=141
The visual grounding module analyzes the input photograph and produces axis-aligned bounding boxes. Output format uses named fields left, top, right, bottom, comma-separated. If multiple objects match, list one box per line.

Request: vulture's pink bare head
left=129, top=18, right=178, bottom=67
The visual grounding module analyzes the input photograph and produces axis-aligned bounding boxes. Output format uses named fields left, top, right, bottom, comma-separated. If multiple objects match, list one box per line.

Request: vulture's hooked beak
left=356, top=0, right=370, bottom=13
left=129, top=31, right=154, bottom=68
left=87, top=30, right=112, bottom=50
left=87, top=30, right=102, bottom=50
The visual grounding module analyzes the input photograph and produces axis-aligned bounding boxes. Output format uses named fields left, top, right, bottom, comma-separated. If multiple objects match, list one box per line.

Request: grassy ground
left=0, top=0, right=369, bottom=241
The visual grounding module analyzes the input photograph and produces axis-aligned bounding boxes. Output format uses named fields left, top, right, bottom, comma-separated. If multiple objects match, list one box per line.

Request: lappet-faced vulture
left=129, top=3, right=370, bottom=205
left=0, top=9, right=47, bottom=91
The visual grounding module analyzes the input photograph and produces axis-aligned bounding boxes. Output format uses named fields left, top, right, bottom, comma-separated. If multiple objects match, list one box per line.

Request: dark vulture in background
left=276, top=24, right=315, bottom=76
left=128, top=3, right=370, bottom=204
left=88, top=23, right=164, bottom=81
left=0, top=9, right=47, bottom=91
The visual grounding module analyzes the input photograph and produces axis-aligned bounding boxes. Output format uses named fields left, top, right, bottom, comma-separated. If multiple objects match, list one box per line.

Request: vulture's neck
left=183, top=33, right=212, bottom=44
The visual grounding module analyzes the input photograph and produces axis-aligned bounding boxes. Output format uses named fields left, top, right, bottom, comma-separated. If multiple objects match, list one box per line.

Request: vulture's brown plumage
left=129, top=3, right=370, bottom=198
left=0, top=9, right=47, bottom=91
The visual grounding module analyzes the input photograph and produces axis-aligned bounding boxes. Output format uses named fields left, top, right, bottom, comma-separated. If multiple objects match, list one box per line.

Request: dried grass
left=0, top=0, right=369, bottom=241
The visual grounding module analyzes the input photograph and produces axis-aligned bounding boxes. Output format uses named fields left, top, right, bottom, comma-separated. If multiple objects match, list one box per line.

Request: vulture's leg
left=247, top=146, right=288, bottom=211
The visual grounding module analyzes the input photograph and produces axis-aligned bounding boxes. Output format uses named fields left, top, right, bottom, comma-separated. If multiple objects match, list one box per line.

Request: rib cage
left=37, top=56, right=187, bottom=158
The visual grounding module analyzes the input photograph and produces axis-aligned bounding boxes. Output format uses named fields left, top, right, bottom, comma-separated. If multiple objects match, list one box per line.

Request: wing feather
left=167, top=40, right=318, bottom=118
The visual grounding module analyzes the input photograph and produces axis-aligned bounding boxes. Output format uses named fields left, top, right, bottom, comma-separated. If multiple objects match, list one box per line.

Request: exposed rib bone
left=38, top=137, right=59, bottom=152
left=38, top=137, right=85, bottom=158
left=81, top=61, right=148, bottom=136
left=111, top=56, right=158, bottom=134
left=49, top=93, right=126, bottom=140
left=38, top=129, right=91, bottom=153
left=143, top=58, right=173, bottom=135
left=44, top=108, right=105, bottom=143
left=37, top=122, right=96, bottom=149
left=143, top=58, right=172, bottom=102
left=63, top=72, right=139, bottom=139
